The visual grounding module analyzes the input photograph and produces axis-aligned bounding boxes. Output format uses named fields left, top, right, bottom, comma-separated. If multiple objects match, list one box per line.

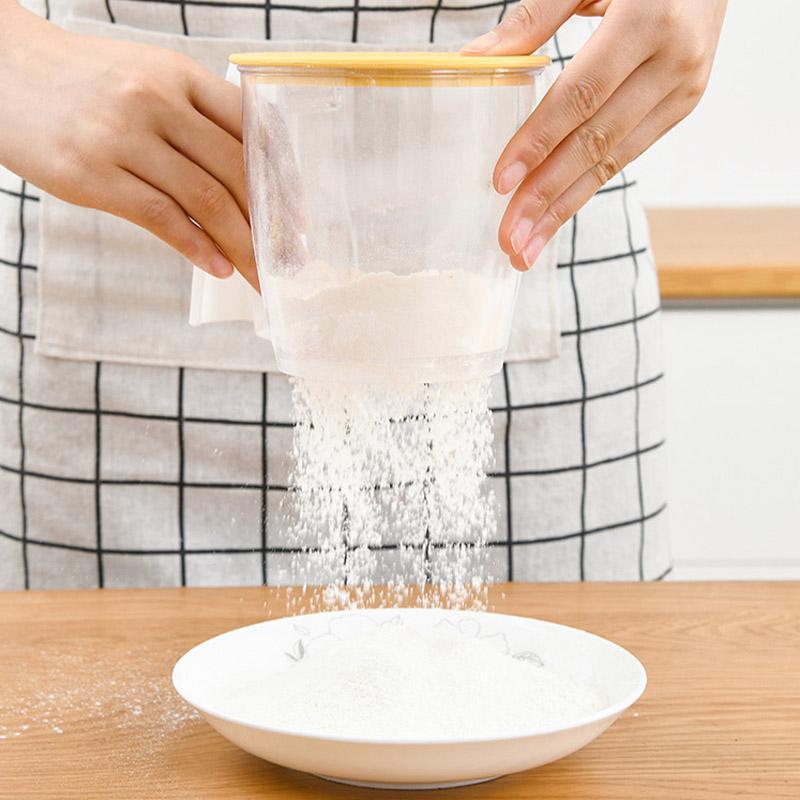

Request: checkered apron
left=0, top=0, right=671, bottom=589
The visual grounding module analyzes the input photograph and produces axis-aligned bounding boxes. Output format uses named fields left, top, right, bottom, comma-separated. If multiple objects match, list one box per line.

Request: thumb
left=461, top=0, right=580, bottom=56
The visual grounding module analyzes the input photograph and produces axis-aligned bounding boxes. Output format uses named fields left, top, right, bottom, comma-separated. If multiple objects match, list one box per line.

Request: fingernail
left=510, top=218, right=533, bottom=254
left=461, top=29, right=500, bottom=55
left=209, top=253, right=234, bottom=278
left=496, top=161, right=527, bottom=195
left=522, top=234, right=546, bottom=269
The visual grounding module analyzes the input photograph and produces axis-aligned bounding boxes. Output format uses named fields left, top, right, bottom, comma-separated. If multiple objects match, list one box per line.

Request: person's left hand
left=462, top=0, right=727, bottom=271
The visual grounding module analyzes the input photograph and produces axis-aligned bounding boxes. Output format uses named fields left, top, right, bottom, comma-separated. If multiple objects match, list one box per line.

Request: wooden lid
left=230, top=51, right=549, bottom=70
left=230, top=51, right=549, bottom=86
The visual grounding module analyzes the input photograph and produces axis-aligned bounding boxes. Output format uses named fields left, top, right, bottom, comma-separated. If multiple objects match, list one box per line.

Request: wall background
left=630, top=2, right=800, bottom=579
left=663, top=309, right=800, bottom=580
left=633, top=0, right=800, bottom=208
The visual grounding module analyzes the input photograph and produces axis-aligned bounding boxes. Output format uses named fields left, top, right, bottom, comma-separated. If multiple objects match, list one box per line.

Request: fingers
left=166, top=106, right=249, bottom=220
left=187, top=69, right=243, bottom=141
left=576, top=0, right=612, bottom=14
left=494, top=15, right=652, bottom=194
left=259, top=102, right=309, bottom=234
left=108, top=168, right=235, bottom=280
left=510, top=93, right=683, bottom=270
left=461, top=0, right=577, bottom=55
left=126, top=137, right=259, bottom=289
left=499, top=59, right=670, bottom=258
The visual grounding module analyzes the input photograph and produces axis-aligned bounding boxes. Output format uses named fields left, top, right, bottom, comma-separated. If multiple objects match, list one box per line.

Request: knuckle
left=162, top=50, right=193, bottom=72
left=677, top=41, right=707, bottom=74
left=115, top=61, right=180, bottom=112
left=524, top=130, right=552, bottom=165
left=196, top=181, right=228, bottom=216
left=138, top=193, right=173, bottom=227
left=577, top=124, right=613, bottom=164
left=168, top=53, right=204, bottom=91
left=567, top=75, right=605, bottom=120
left=659, top=5, right=706, bottom=70
left=545, top=198, right=572, bottom=229
left=590, top=153, right=622, bottom=187
left=507, top=0, right=543, bottom=33
left=525, top=183, right=552, bottom=212
left=685, top=75, right=708, bottom=103
left=117, top=70, right=157, bottom=104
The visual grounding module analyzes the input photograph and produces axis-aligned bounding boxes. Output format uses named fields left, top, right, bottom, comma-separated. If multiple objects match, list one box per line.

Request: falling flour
left=281, top=377, right=497, bottom=609
left=261, top=261, right=514, bottom=607
left=217, top=623, right=607, bottom=739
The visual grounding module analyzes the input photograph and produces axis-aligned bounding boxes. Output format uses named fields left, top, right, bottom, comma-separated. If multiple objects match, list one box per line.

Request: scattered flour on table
left=0, top=646, right=200, bottom=747
left=217, top=624, right=607, bottom=739
left=280, top=377, right=497, bottom=609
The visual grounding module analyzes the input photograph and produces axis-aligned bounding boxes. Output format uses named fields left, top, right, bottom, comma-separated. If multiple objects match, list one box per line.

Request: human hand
left=462, top=0, right=727, bottom=271
left=0, top=4, right=257, bottom=288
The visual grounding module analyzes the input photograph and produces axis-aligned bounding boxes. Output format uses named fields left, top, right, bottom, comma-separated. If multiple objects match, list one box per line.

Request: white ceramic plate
left=172, top=608, right=646, bottom=790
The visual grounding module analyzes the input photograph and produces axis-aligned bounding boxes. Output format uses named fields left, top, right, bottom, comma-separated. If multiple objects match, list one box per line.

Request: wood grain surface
left=1, top=583, right=798, bottom=799
left=648, top=207, right=800, bottom=299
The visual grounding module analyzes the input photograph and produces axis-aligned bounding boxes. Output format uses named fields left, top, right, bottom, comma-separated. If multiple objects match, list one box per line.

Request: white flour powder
left=0, top=645, right=200, bottom=747
left=281, top=377, right=496, bottom=608
left=218, top=624, right=607, bottom=739
left=265, top=262, right=513, bottom=607
left=267, top=263, right=516, bottom=372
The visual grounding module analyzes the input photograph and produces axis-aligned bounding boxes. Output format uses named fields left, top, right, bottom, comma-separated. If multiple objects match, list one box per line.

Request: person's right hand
left=0, top=3, right=258, bottom=289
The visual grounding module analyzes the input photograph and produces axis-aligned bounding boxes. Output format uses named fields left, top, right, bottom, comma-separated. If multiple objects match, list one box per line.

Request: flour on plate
left=217, top=623, right=607, bottom=739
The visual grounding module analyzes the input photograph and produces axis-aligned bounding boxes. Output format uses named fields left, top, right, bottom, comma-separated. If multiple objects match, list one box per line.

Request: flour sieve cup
left=233, top=51, right=550, bottom=383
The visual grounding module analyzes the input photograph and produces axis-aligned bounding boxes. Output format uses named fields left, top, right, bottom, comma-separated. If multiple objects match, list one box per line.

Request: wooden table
left=648, top=207, right=800, bottom=299
left=1, top=583, right=798, bottom=799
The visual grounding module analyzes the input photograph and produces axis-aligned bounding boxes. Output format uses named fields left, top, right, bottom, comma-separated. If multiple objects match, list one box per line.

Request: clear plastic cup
left=234, top=52, right=549, bottom=383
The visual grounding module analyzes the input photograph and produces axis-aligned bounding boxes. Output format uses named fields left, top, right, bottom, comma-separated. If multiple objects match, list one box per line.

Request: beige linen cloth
left=36, top=14, right=562, bottom=372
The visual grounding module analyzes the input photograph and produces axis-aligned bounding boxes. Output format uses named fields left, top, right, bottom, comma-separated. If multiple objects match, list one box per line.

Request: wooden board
left=648, top=207, right=800, bottom=299
left=1, top=582, right=799, bottom=799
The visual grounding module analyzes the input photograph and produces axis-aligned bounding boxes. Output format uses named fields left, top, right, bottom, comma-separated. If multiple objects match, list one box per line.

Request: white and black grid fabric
left=0, top=0, right=671, bottom=589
